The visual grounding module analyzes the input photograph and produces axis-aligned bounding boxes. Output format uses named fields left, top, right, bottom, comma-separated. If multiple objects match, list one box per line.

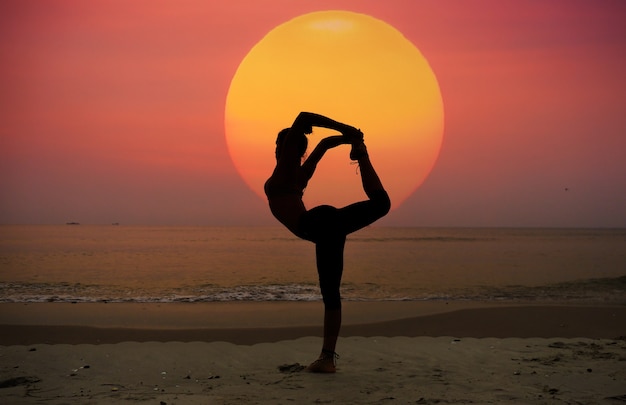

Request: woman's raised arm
left=300, top=136, right=347, bottom=182
left=291, top=112, right=356, bottom=135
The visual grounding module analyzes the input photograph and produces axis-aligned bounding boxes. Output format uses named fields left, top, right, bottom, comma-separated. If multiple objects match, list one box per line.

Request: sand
left=1, top=303, right=625, bottom=404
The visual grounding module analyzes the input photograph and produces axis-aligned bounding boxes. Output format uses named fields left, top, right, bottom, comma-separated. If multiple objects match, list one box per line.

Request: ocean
left=0, top=225, right=624, bottom=304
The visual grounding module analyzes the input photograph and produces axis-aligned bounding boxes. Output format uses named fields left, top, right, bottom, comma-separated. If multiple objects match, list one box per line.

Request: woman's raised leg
left=339, top=144, right=391, bottom=235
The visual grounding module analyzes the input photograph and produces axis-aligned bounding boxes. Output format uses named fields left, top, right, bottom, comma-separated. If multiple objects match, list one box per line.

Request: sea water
left=0, top=225, right=624, bottom=304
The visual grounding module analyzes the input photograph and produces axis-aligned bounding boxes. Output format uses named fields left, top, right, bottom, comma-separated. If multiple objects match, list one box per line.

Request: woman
left=264, top=112, right=391, bottom=373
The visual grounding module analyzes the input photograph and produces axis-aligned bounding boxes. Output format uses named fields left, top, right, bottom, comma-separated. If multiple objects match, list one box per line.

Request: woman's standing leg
left=317, top=236, right=345, bottom=351
left=307, top=235, right=345, bottom=373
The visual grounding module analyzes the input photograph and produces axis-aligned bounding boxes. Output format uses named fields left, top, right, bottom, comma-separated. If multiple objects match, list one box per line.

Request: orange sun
left=225, top=10, right=444, bottom=210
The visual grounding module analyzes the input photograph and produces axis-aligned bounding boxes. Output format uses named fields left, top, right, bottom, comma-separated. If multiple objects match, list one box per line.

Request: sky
left=1, top=0, right=625, bottom=227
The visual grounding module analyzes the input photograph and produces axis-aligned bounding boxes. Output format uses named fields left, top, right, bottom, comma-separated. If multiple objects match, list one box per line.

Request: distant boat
left=112, top=222, right=120, bottom=226
left=66, top=222, right=80, bottom=225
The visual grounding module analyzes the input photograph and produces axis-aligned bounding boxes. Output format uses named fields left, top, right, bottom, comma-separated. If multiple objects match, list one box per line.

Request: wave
left=473, top=276, right=626, bottom=303
left=1, top=276, right=624, bottom=304
left=0, top=283, right=321, bottom=304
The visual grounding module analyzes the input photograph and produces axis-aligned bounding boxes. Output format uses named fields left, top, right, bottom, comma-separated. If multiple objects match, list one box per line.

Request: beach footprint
left=0, top=376, right=41, bottom=388
left=278, top=363, right=305, bottom=373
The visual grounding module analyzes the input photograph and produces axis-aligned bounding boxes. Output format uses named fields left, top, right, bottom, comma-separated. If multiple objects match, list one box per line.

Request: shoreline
left=1, top=302, right=624, bottom=345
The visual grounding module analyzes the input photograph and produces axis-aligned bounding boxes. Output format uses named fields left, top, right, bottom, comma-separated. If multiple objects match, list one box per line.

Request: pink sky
left=1, top=0, right=625, bottom=227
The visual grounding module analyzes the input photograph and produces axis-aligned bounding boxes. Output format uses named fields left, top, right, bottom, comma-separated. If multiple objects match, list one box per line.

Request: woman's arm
left=273, top=112, right=338, bottom=171
left=300, top=136, right=347, bottom=183
left=291, top=112, right=356, bottom=135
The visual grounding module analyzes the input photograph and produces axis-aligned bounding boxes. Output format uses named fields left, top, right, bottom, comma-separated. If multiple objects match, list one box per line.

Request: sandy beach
left=1, top=302, right=625, bottom=404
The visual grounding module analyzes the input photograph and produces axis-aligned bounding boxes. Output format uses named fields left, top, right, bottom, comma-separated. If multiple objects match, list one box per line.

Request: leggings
left=298, top=190, right=391, bottom=310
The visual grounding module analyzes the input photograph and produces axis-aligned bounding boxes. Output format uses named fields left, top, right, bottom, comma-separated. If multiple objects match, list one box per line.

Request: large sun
left=225, top=10, right=443, bottom=210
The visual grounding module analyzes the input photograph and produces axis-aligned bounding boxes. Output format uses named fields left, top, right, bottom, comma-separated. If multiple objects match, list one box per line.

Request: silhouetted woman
left=264, top=112, right=391, bottom=373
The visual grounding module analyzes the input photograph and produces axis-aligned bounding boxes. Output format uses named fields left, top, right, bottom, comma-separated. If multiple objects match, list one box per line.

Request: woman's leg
left=355, top=148, right=385, bottom=197
left=316, top=236, right=345, bottom=351
left=301, top=146, right=390, bottom=371
left=299, top=206, right=346, bottom=372
left=308, top=236, right=345, bottom=373
left=338, top=148, right=391, bottom=235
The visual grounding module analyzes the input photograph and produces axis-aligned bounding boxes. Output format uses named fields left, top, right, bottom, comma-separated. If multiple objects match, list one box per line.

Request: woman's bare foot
left=350, top=141, right=368, bottom=161
left=306, top=351, right=339, bottom=373
left=342, top=127, right=363, bottom=144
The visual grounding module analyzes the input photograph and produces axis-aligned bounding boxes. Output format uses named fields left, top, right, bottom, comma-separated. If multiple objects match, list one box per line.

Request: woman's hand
left=341, top=126, right=363, bottom=143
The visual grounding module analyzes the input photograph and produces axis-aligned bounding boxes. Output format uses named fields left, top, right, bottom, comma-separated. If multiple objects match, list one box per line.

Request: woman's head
left=275, top=128, right=308, bottom=160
